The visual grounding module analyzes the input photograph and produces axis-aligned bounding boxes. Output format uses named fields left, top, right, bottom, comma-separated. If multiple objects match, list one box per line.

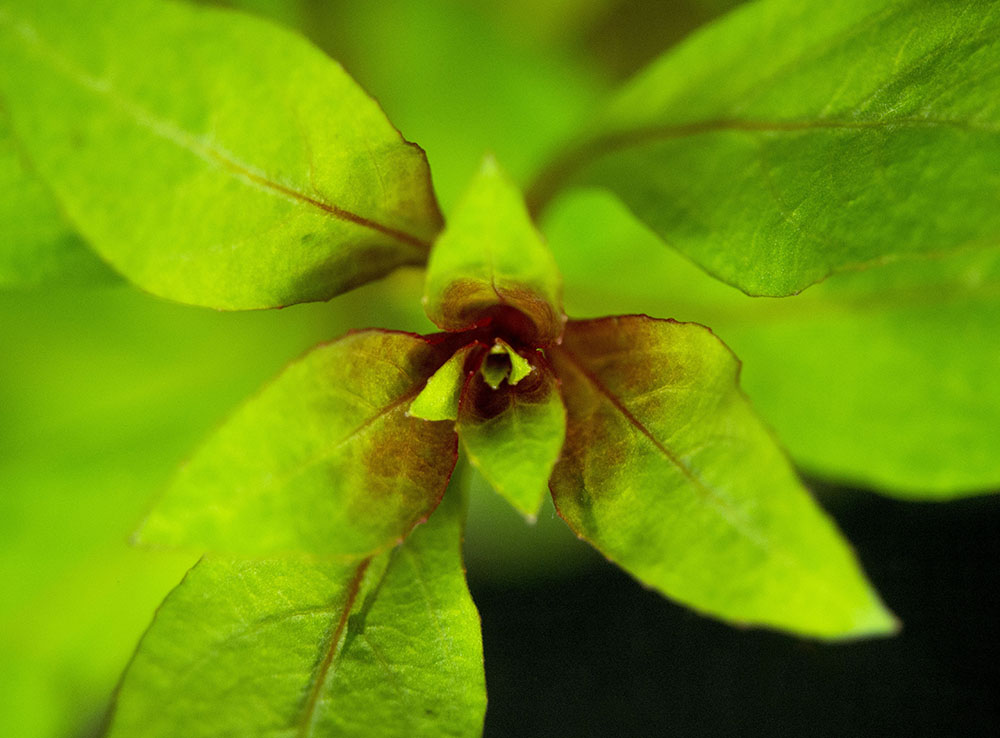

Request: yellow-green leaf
left=424, top=156, right=564, bottom=344
left=531, top=0, right=1000, bottom=297
left=0, top=0, right=442, bottom=309
left=459, top=355, right=566, bottom=520
left=408, top=342, right=480, bottom=422
left=109, top=485, right=486, bottom=738
left=138, top=330, right=458, bottom=558
left=0, top=105, right=115, bottom=288
left=549, top=315, right=896, bottom=639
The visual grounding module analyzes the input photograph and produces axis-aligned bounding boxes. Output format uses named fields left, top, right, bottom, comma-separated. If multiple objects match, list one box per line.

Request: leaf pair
left=136, top=160, right=895, bottom=642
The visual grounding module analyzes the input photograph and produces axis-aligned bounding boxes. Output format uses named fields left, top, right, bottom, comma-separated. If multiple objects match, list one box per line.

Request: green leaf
left=549, top=316, right=896, bottom=639
left=545, top=188, right=1000, bottom=496
left=479, top=338, right=532, bottom=390
left=0, top=105, right=116, bottom=288
left=424, top=156, right=564, bottom=344
left=408, top=342, right=479, bottom=422
left=530, top=0, right=1000, bottom=296
left=459, top=354, right=566, bottom=520
left=108, top=484, right=486, bottom=738
left=138, top=330, right=458, bottom=557
left=0, top=0, right=442, bottom=309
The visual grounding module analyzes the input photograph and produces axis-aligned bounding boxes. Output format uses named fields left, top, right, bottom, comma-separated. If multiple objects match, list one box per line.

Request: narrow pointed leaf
left=532, top=0, right=1000, bottom=296
left=408, top=342, right=480, bottom=422
left=109, top=486, right=486, bottom=738
left=0, top=106, right=116, bottom=288
left=424, top=156, right=564, bottom=343
left=459, top=355, right=566, bottom=520
left=0, top=0, right=442, bottom=309
left=138, top=330, right=458, bottom=557
left=549, top=316, right=895, bottom=639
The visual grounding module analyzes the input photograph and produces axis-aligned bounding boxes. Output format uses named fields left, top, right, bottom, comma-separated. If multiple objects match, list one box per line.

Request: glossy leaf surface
left=0, top=107, right=114, bottom=288
left=0, top=0, right=442, bottom=309
left=534, top=0, right=1000, bottom=296
left=545, top=188, right=1000, bottom=496
left=138, top=330, right=457, bottom=557
left=459, top=356, right=566, bottom=519
left=549, top=316, right=895, bottom=638
left=424, top=156, right=564, bottom=344
left=110, top=486, right=486, bottom=738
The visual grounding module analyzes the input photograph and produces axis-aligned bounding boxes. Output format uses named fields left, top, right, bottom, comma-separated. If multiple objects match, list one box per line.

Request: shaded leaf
left=549, top=315, right=895, bottom=638
left=0, top=0, right=442, bottom=309
left=459, top=353, right=566, bottom=520
left=480, top=338, right=533, bottom=390
left=424, top=156, right=564, bottom=344
left=545, top=188, right=1000, bottom=496
left=138, top=330, right=458, bottom=557
left=109, top=484, right=486, bottom=738
left=0, top=105, right=116, bottom=288
left=531, top=0, right=1000, bottom=296
left=408, top=342, right=480, bottom=422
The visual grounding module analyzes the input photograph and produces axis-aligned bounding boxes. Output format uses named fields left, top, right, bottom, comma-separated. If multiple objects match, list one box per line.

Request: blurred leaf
left=459, top=358, right=566, bottom=520
left=138, top=330, right=458, bottom=557
left=531, top=0, right=1000, bottom=296
left=549, top=316, right=896, bottom=638
left=0, top=0, right=442, bottom=309
left=544, top=188, right=1000, bottom=496
left=0, top=105, right=116, bottom=288
left=424, top=157, right=564, bottom=344
left=109, top=484, right=486, bottom=738
left=292, top=0, right=606, bottom=211
left=409, top=343, right=480, bottom=422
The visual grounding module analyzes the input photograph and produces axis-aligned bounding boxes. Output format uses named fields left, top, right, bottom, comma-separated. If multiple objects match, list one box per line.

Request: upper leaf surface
left=424, top=156, right=564, bottom=344
left=138, top=330, right=458, bottom=557
left=109, top=485, right=487, bottom=738
left=532, top=0, right=1000, bottom=296
left=549, top=316, right=896, bottom=639
left=0, top=104, right=116, bottom=288
left=0, top=0, right=442, bottom=309
left=458, top=352, right=566, bottom=519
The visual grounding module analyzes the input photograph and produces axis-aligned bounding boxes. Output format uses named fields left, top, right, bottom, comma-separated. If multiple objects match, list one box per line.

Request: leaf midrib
left=297, top=557, right=372, bottom=738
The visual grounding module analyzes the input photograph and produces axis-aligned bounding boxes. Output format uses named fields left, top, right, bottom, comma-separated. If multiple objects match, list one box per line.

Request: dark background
left=469, top=489, right=1000, bottom=737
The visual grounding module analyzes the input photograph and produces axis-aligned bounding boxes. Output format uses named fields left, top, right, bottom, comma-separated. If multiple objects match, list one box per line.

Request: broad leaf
left=545, top=188, right=1000, bottom=496
left=408, top=342, right=480, bottom=422
left=109, top=485, right=486, bottom=738
left=459, top=352, right=566, bottom=519
left=0, top=0, right=442, bottom=309
left=549, top=316, right=896, bottom=639
left=138, top=330, right=458, bottom=557
left=0, top=106, right=115, bottom=288
left=531, top=0, right=1000, bottom=296
left=424, top=156, right=564, bottom=344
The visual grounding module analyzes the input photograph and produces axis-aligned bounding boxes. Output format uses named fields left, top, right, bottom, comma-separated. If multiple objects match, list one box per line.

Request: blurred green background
left=3, top=1, right=998, bottom=736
